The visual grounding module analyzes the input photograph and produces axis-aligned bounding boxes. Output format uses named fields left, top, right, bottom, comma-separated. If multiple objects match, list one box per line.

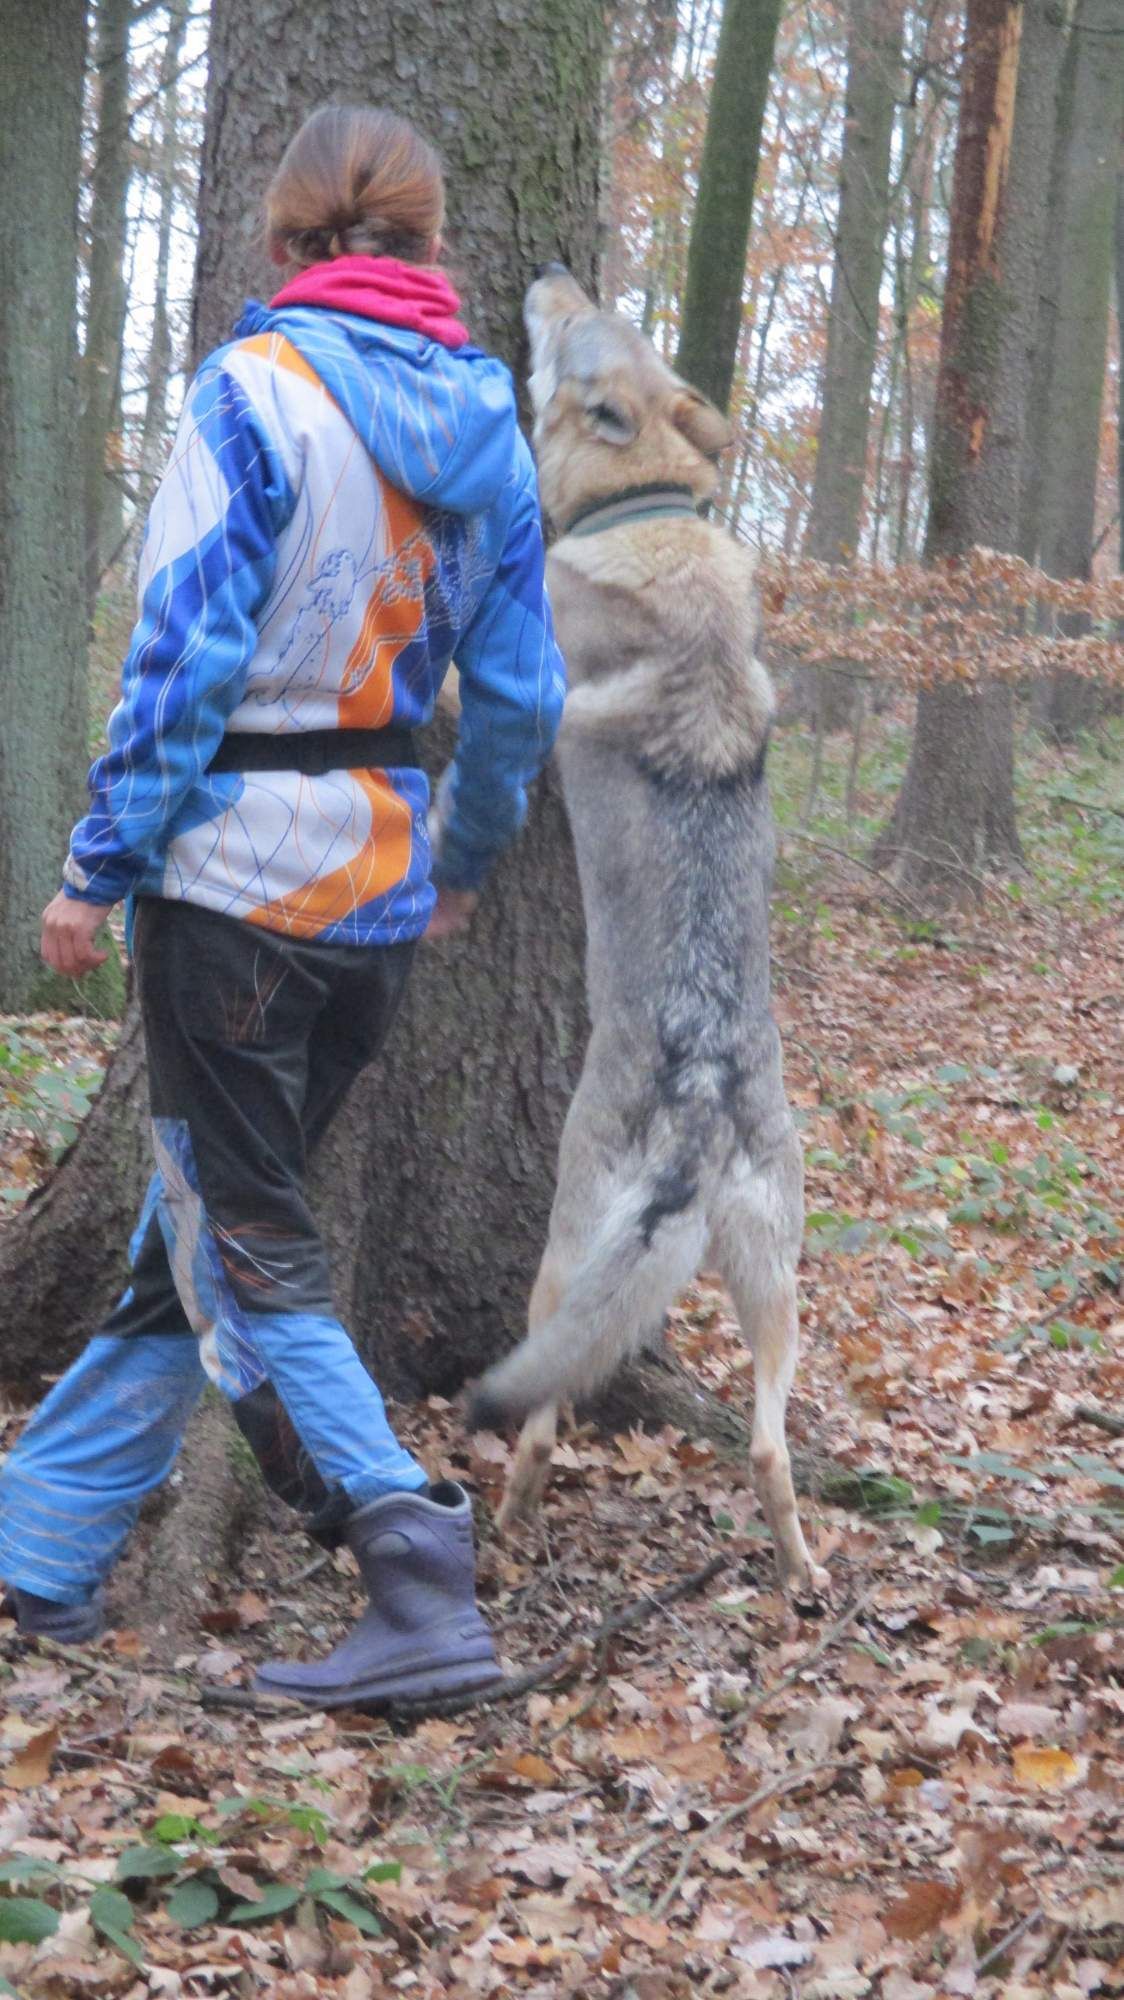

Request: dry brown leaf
left=1011, top=1743, right=1081, bottom=1790
left=884, top=1879, right=962, bottom=1941
left=4, top=1723, right=60, bottom=1790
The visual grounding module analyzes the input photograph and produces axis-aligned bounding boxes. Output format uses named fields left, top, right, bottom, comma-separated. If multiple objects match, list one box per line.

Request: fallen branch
left=199, top=1551, right=731, bottom=1723
left=781, top=828, right=936, bottom=926
left=975, top=1907, right=1045, bottom=1977
left=1074, top=1403, right=1124, bottom=1440
left=650, top=1758, right=845, bottom=1919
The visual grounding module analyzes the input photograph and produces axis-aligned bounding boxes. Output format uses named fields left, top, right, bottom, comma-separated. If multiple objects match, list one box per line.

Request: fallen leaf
left=4, top=1725, right=59, bottom=1790
left=1011, top=1743, right=1081, bottom=1790
left=884, top=1879, right=962, bottom=1940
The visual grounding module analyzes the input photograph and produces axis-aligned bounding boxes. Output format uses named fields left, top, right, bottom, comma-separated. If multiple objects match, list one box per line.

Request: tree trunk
left=673, top=0, right=784, bottom=411
left=81, top=0, right=133, bottom=610
left=0, top=0, right=604, bottom=1399
left=806, top=0, right=904, bottom=568
left=802, top=0, right=905, bottom=732
left=1117, top=161, right=1124, bottom=574
left=137, top=0, right=190, bottom=512
left=876, top=0, right=1066, bottom=901
left=1034, top=0, right=1123, bottom=740
left=0, top=0, right=89, bottom=1014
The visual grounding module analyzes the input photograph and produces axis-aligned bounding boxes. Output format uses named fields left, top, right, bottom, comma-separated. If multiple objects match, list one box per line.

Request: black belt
left=207, top=725, right=416, bottom=777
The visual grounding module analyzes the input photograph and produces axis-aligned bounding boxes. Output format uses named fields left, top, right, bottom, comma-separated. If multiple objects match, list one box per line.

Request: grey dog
left=470, top=269, right=826, bottom=1600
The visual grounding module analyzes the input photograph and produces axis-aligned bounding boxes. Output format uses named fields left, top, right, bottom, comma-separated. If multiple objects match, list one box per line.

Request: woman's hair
left=266, top=104, right=445, bottom=267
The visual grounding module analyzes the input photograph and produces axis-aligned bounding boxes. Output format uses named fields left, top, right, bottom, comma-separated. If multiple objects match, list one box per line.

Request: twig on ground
left=279, top=1550, right=333, bottom=1590
left=650, top=1758, right=845, bottom=1918
left=781, top=828, right=935, bottom=925
left=1073, top=1403, right=1124, bottom=1440
left=975, top=1907, right=1045, bottom=1977
left=721, top=1582, right=878, bottom=1734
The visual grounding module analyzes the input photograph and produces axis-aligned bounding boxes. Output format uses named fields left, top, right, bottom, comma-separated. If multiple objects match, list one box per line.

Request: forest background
left=0, top=0, right=1120, bottom=1994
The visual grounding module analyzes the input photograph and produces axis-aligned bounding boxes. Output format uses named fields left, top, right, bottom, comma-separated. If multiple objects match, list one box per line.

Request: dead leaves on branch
left=760, top=547, right=1124, bottom=687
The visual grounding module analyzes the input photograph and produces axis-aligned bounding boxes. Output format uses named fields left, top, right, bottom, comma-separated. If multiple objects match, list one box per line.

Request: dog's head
left=524, top=266, right=733, bottom=531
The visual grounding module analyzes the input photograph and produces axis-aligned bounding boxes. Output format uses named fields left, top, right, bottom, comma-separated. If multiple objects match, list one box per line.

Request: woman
left=0, top=105, right=565, bottom=1708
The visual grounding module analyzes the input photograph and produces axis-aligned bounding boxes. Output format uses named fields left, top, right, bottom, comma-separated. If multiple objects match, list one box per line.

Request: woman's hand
left=426, top=885, right=479, bottom=941
left=40, top=892, right=117, bottom=979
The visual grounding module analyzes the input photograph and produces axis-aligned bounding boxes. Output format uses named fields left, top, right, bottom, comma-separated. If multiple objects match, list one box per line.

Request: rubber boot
left=255, top=1481, right=502, bottom=1708
left=8, top=1588, right=106, bottom=1644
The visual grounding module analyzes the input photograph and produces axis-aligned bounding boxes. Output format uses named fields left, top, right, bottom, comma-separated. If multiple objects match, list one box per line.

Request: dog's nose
left=533, top=260, right=570, bottom=281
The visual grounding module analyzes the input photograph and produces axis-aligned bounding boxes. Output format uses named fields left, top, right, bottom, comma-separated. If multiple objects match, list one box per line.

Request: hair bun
left=267, top=105, right=445, bottom=271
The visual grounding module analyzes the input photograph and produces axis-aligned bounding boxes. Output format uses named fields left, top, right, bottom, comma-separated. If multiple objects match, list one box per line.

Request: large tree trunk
left=875, top=0, right=1065, bottom=902
left=0, top=0, right=603, bottom=1399
left=1117, top=161, right=1124, bottom=575
left=81, top=0, right=133, bottom=611
left=0, top=0, right=89, bottom=1014
left=1033, top=0, right=1123, bottom=740
left=802, top=0, right=905, bottom=731
left=673, top=0, right=784, bottom=412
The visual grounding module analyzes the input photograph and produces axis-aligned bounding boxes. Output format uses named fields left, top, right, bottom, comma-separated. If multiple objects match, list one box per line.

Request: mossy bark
left=673, top=0, right=784, bottom=412
left=0, top=0, right=89, bottom=1013
left=876, top=0, right=1069, bottom=902
left=1033, top=0, right=1123, bottom=740
left=81, top=0, right=133, bottom=607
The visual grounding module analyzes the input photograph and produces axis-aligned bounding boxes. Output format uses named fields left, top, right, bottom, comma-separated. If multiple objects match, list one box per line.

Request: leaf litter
left=0, top=845, right=1121, bottom=1997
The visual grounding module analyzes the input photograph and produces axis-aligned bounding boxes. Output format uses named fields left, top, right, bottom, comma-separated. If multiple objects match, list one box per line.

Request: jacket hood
left=233, top=297, right=519, bottom=516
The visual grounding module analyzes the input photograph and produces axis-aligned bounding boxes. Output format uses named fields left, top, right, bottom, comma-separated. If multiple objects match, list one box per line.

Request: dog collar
left=562, top=484, right=702, bottom=538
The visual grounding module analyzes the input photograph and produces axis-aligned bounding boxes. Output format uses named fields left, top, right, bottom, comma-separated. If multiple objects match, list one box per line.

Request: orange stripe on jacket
left=243, top=771, right=414, bottom=938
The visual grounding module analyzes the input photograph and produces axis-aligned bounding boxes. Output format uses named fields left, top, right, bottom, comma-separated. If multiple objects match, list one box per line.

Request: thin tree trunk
left=875, top=0, right=1035, bottom=901
left=81, top=0, right=133, bottom=612
left=1117, top=161, right=1124, bottom=573
left=1035, top=0, right=1124, bottom=739
left=806, top=0, right=905, bottom=568
left=0, top=0, right=604, bottom=1397
left=0, top=0, right=89, bottom=1013
left=137, top=0, right=189, bottom=511
left=674, top=0, right=785, bottom=410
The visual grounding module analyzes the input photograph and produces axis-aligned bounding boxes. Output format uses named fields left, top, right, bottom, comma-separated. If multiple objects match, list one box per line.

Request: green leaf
left=0, top=1896, right=59, bottom=1944
left=116, top=1843, right=180, bottom=1881
left=1066, top=1455, right=1124, bottom=1490
left=363, top=1861, right=403, bottom=1886
left=303, top=1867, right=348, bottom=1896
left=936, top=1062, right=971, bottom=1084
left=0, top=1976, right=25, bottom=1996
left=970, top=1523, right=1015, bottom=1545
left=165, top=1878, right=220, bottom=1929
left=90, top=1886, right=145, bottom=1967
left=227, top=1883, right=302, bottom=1923
left=0, top=1856, right=63, bottom=1884
left=1107, top=1566, right=1124, bottom=1590
left=153, top=1812, right=210, bottom=1845
left=915, top=1500, right=942, bottom=1528
left=315, top=1887, right=383, bottom=1935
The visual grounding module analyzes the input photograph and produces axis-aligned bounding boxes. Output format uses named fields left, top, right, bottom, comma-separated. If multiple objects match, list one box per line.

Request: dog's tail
left=468, top=1153, right=714, bottom=1428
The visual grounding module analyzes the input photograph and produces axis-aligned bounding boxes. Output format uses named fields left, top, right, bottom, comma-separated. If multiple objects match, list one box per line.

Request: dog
left=469, top=268, right=826, bottom=1600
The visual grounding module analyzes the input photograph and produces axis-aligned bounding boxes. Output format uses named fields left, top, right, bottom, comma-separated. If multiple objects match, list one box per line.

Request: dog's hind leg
left=712, top=1148, right=828, bottom=1600
left=495, top=1251, right=566, bottom=1534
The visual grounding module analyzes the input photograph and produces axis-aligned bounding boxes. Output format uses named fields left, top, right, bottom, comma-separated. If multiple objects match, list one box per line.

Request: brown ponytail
left=266, top=104, right=445, bottom=268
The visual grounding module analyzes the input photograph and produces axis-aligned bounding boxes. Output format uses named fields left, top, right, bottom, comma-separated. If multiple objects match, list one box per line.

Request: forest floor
left=0, top=716, right=1121, bottom=1999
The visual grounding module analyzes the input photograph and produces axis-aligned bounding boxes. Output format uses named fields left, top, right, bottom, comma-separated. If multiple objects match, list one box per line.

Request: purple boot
left=8, top=1588, right=106, bottom=1644
left=255, top=1481, right=502, bottom=1708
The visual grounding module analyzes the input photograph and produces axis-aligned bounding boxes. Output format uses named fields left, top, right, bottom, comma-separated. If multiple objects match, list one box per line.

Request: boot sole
left=255, top=1652, right=503, bottom=1711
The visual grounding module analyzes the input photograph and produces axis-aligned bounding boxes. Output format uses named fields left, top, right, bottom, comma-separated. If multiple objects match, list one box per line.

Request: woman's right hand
left=40, top=891, right=117, bottom=979
left=426, top=885, right=479, bottom=941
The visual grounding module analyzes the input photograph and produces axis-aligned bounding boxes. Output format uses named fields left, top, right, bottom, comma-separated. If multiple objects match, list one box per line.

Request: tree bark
left=876, top=0, right=1067, bottom=901
left=1033, top=0, right=1123, bottom=740
left=1117, top=161, right=1124, bottom=574
left=0, top=0, right=89, bottom=1013
left=802, top=0, right=905, bottom=731
left=0, top=0, right=603, bottom=1400
left=137, top=0, right=190, bottom=512
left=673, top=0, right=784, bottom=411
left=81, top=0, right=133, bottom=610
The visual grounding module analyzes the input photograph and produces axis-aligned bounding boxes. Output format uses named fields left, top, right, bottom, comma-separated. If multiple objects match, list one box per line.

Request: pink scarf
left=269, top=254, right=470, bottom=349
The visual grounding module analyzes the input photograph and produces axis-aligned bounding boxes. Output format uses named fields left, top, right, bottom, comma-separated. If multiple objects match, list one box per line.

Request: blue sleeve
left=433, top=454, right=567, bottom=891
left=63, top=362, right=295, bottom=907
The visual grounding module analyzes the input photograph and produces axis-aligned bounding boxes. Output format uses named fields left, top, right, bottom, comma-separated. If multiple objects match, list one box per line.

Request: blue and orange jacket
left=63, top=273, right=566, bottom=944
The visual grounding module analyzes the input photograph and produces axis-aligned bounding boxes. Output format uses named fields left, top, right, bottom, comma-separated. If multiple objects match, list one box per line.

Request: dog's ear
left=584, top=393, right=639, bottom=447
left=670, top=385, right=733, bottom=458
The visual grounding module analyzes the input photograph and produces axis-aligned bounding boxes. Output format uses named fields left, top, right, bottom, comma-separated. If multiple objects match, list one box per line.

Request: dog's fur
left=471, top=271, right=825, bottom=1597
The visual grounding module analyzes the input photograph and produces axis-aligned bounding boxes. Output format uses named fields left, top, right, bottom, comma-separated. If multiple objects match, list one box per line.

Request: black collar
left=561, top=483, right=702, bottom=538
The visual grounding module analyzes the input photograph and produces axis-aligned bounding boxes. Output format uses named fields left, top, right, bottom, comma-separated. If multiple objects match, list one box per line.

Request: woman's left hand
left=40, top=892, right=118, bottom=979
